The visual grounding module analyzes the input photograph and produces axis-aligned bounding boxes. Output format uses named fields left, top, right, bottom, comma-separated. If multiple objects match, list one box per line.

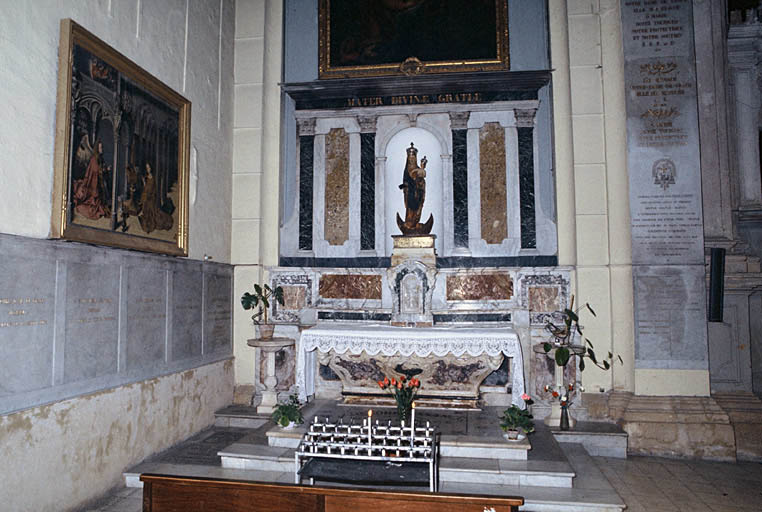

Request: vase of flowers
left=378, top=375, right=420, bottom=424
left=544, top=383, right=577, bottom=429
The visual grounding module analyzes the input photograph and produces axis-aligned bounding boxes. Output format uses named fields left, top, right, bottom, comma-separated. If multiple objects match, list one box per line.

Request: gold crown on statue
left=406, top=142, right=418, bottom=155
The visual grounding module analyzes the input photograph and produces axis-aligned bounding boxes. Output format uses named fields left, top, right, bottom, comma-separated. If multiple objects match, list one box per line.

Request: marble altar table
left=296, top=324, right=525, bottom=407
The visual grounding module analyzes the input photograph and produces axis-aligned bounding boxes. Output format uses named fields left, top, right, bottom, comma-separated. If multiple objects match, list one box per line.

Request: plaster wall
left=0, top=359, right=234, bottom=512
left=551, top=0, right=635, bottom=393
left=232, top=0, right=282, bottom=387
left=0, top=0, right=234, bottom=263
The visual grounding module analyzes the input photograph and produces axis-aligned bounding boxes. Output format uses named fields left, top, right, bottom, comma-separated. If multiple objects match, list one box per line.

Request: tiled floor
left=78, top=423, right=762, bottom=512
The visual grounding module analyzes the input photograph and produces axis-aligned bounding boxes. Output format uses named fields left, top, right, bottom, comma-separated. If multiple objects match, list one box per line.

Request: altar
left=296, top=323, right=525, bottom=408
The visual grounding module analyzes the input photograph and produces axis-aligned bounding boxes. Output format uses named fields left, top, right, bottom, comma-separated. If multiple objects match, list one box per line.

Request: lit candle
left=368, top=410, right=373, bottom=449
left=411, top=402, right=416, bottom=439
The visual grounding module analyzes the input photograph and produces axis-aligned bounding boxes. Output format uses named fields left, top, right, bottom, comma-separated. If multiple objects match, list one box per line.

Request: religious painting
left=52, top=19, right=190, bottom=256
left=318, top=0, right=509, bottom=79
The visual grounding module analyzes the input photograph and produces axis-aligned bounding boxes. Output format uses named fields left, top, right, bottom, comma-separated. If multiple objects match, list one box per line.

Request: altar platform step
left=266, top=426, right=531, bottom=460
left=214, top=404, right=269, bottom=429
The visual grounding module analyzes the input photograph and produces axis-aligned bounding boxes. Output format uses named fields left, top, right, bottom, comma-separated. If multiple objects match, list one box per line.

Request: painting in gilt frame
left=318, top=0, right=509, bottom=79
left=52, top=19, right=190, bottom=256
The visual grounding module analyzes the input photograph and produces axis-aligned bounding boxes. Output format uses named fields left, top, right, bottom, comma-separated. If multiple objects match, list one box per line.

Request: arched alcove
left=383, top=127, right=443, bottom=256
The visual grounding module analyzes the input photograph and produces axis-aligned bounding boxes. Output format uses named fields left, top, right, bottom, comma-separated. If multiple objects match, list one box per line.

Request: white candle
left=367, top=410, right=373, bottom=448
left=411, top=402, right=416, bottom=439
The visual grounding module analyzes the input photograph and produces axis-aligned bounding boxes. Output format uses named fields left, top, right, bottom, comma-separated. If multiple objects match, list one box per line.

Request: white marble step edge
left=267, top=429, right=530, bottom=460
left=217, top=444, right=575, bottom=488
left=552, top=431, right=628, bottom=459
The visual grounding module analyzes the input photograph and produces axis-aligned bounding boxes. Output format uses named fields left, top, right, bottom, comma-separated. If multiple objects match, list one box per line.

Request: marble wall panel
left=126, top=267, right=167, bottom=370
left=324, top=127, right=349, bottom=246
left=64, top=263, right=119, bottom=383
left=204, top=272, right=232, bottom=354
left=446, top=273, right=513, bottom=301
left=528, top=286, right=560, bottom=313
left=479, top=122, right=508, bottom=244
left=171, top=270, right=203, bottom=361
left=0, top=256, right=56, bottom=395
left=282, top=286, right=307, bottom=310
left=319, top=274, right=382, bottom=300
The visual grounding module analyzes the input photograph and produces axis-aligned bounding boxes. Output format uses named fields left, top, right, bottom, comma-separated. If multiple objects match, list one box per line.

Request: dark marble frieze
left=279, top=255, right=558, bottom=268
left=318, top=274, right=382, bottom=300
left=298, top=135, right=314, bottom=251
left=452, top=128, right=469, bottom=248
left=433, top=313, right=512, bottom=323
left=334, top=357, right=385, bottom=382
left=360, top=132, right=376, bottom=251
left=317, top=311, right=392, bottom=321
left=324, top=128, right=350, bottom=246
left=518, top=125, right=536, bottom=249
left=446, top=273, right=513, bottom=301
left=430, top=360, right=485, bottom=386
left=282, top=70, right=551, bottom=110
left=479, top=122, right=508, bottom=245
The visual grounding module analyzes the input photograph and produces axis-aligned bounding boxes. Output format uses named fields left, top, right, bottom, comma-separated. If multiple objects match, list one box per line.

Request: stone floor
left=78, top=417, right=762, bottom=512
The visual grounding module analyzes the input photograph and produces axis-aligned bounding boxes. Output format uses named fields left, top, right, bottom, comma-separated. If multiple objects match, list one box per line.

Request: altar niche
left=279, top=73, right=557, bottom=266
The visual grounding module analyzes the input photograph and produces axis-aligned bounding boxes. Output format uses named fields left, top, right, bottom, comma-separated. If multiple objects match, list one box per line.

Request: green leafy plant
left=271, top=393, right=303, bottom=427
left=241, top=283, right=284, bottom=325
left=500, top=403, right=535, bottom=434
left=543, top=295, right=623, bottom=372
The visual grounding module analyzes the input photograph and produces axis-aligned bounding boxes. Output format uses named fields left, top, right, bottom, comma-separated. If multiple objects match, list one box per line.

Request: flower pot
left=257, top=324, right=275, bottom=340
left=281, top=421, right=296, bottom=430
left=502, top=430, right=525, bottom=441
left=560, top=405, right=570, bottom=431
left=397, top=402, right=412, bottom=424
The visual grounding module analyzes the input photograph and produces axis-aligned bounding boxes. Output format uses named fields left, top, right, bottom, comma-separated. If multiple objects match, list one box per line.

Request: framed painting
left=318, top=0, right=509, bottom=79
left=52, top=19, right=190, bottom=256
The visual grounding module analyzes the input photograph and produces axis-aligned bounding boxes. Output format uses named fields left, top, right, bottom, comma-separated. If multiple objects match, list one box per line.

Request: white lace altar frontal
left=296, top=324, right=525, bottom=407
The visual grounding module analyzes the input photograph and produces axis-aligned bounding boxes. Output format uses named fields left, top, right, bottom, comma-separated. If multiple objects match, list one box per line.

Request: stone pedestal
left=248, top=337, right=295, bottom=414
left=391, top=235, right=436, bottom=267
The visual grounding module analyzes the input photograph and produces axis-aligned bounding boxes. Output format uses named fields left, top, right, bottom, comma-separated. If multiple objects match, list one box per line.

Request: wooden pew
left=141, top=473, right=524, bottom=512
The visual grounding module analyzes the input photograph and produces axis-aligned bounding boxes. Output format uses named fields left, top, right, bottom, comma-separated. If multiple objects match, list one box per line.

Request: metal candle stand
left=295, top=416, right=439, bottom=492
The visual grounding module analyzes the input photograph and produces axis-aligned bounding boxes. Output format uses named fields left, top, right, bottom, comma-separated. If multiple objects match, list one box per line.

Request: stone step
left=551, top=421, right=628, bottom=458
left=214, top=405, right=269, bottom=429
left=217, top=444, right=573, bottom=488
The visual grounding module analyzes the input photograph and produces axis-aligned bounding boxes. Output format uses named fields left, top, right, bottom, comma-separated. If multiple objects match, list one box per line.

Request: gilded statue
left=397, top=142, right=433, bottom=235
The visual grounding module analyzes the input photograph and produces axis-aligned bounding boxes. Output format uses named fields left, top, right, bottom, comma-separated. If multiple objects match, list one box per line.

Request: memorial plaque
left=622, top=0, right=704, bottom=265
left=171, top=270, right=202, bottom=361
left=633, top=265, right=708, bottom=369
left=204, top=273, right=232, bottom=354
left=126, top=267, right=167, bottom=369
left=0, top=257, right=56, bottom=395
left=621, top=0, right=708, bottom=369
left=64, top=263, right=119, bottom=382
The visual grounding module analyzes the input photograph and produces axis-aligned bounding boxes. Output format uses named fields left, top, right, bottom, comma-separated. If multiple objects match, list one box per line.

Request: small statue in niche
left=397, top=142, right=434, bottom=235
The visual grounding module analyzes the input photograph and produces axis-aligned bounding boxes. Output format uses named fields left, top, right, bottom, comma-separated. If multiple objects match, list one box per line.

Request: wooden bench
left=141, top=473, right=524, bottom=512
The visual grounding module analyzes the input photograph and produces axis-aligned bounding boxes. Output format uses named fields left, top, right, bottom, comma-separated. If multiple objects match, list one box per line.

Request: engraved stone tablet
left=126, top=267, right=167, bottom=369
left=621, top=0, right=708, bottom=369
left=172, top=270, right=202, bottom=361
left=204, top=272, right=232, bottom=354
left=633, top=265, right=708, bottom=369
left=0, top=257, right=56, bottom=395
left=64, top=263, right=119, bottom=382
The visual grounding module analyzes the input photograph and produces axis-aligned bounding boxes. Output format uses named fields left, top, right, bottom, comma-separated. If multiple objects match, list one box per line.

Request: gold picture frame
left=52, top=19, right=191, bottom=256
left=318, top=0, right=509, bottom=79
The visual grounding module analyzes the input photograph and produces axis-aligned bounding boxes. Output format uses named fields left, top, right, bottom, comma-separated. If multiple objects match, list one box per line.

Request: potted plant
left=271, top=393, right=303, bottom=429
left=500, top=394, right=535, bottom=440
left=241, top=283, right=284, bottom=340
